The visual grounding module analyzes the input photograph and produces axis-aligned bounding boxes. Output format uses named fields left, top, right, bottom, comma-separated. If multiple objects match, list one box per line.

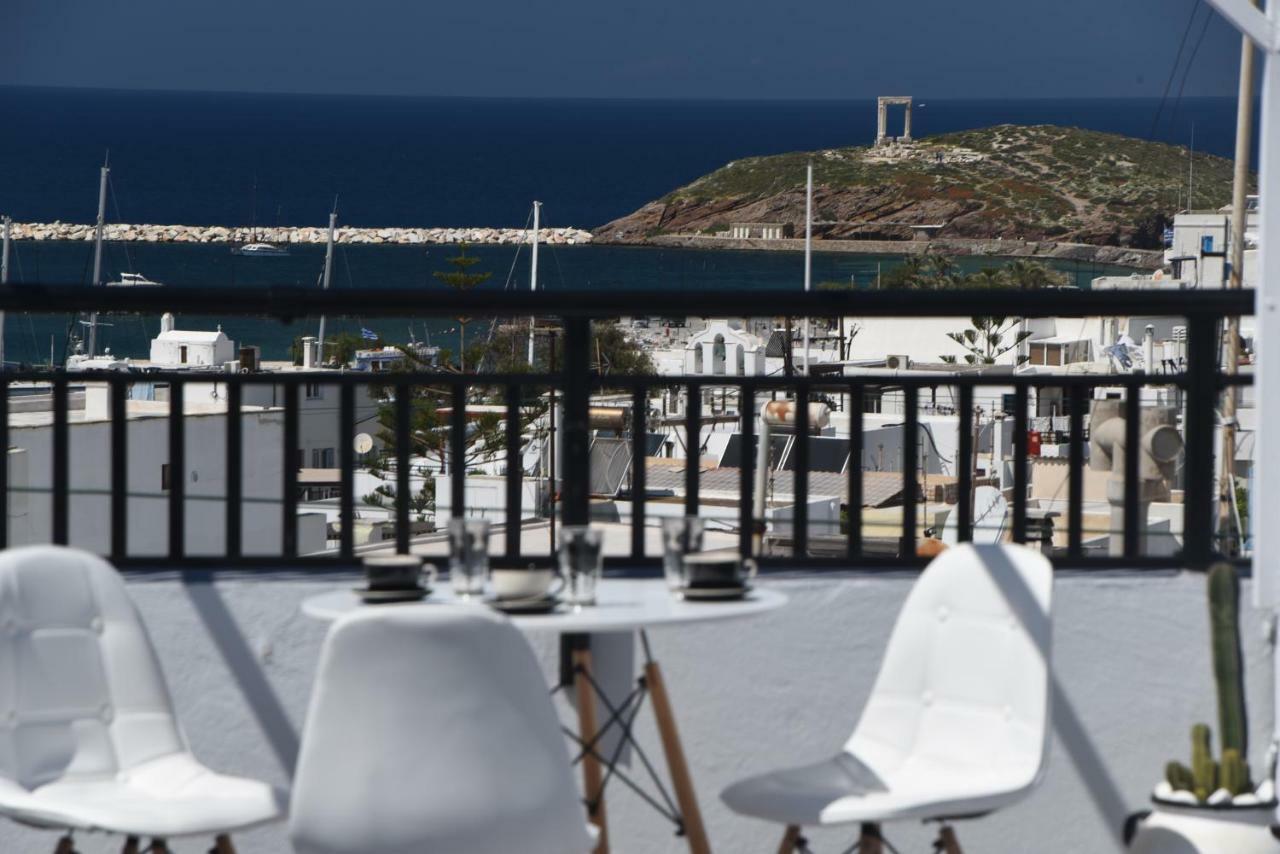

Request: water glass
left=661, top=516, right=705, bottom=590
left=558, top=526, right=603, bottom=607
left=448, top=518, right=491, bottom=598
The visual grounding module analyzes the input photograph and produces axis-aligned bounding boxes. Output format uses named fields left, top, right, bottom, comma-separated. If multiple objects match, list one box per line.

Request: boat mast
left=802, top=161, right=813, bottom=375
left=317, top=204, right=337, bottom=365
left=1, top=215, right=10, bottom=370
left=88, top=155, right=109, bottom=358
left=527, top=200, right=541, bottom=368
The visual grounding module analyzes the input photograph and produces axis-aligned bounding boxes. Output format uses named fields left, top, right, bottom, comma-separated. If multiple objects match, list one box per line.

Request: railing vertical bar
left=505, top=384, right=523, bottom=559
left=451, top=382, right=467, bottom=518
left=739, top=381, right=755, bottom=558
left=901, top=385, right=918, bottom=558
left=847, top=383, right=863, bottom=559
left=395, top=379, right=411, bottom=553
left=0, top=377, right=8, bottom=550
left=1123, top=385, right=1141, bottom=558
left=1067, top=384, right=1085, bottom=557
left=282, top=381, right=299, bottom=558
left=630, top=385, right=647, bottom=560
left=792, top=385, right=809, bottom=558
left=1183, top=314, right=1219, bottom=566
left=167, top=378, right=184, bottom=559
left=684, top=384, right=701, bottom=517
left=338, top=383, right=355, bottom=560
left=110, top=374, right=127, bottom=561
left=1012, top=385, right=1029, bottom=543
left=51, top=373, right=69, bottom=545
left=957, top=384, right=974, bottom=543
left=226, top=379, right=242, bottom=557
left=560, top=318, right=591, bottom=526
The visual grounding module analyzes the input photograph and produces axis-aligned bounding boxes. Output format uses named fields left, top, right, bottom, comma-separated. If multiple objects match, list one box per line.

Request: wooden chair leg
left=644, top=659, right=712, bottom=854
left=936, top=825, right=963, bottom=854
left=860, top=822, right=885, bottom=854
left=53, top=836, right=76, bottom=854
left=572, top=646, right=610, bottom=854
left=146, top=839, right=169, bottom=854
left=777, top=825, right=803, bottom=853
left=121, top=837, right=141, bottom=854
left=212, top=835, right=237, bottom=854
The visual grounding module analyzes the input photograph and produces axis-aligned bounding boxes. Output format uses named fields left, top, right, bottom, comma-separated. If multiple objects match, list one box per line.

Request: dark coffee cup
left=682, top=550, right=757, bottom=588
left=364, top=555, right=431, bottom=591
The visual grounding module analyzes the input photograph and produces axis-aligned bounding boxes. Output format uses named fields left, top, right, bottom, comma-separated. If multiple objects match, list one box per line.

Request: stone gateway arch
left=875, top=96, right=912, bottom=147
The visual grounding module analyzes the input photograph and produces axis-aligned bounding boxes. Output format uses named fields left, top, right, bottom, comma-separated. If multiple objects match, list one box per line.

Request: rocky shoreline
left=5, top=222, right=594, bottom=246
left=641, top=234, right=1164, bottom=269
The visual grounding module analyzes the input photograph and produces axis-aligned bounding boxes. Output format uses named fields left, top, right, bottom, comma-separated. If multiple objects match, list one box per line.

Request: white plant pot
left=1129, top=800, right=1280, bottom=854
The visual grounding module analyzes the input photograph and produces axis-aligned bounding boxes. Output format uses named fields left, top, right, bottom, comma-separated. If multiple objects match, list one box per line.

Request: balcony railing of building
left=0, top=284, right=1254, bottom=571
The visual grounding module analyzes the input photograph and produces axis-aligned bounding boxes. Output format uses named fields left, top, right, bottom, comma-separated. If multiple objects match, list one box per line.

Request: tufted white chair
left=290, top=603, right=594, bottom=854
left=722, top=544, right=1053, bottom=853
left=0, top=546, right=282, bottom=854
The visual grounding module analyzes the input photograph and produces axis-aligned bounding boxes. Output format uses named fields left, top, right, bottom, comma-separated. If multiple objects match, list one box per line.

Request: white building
left=5, top=386, right=326, bottom=556
left=1163, top=197, right=1258, bottom=288
left=683, top=319, right=767, bottom=376
left=149, top=312, right=236, bottom=367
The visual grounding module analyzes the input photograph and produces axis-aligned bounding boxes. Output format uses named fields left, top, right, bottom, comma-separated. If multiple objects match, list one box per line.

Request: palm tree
left=1003, top=259, right=1067, bottom=290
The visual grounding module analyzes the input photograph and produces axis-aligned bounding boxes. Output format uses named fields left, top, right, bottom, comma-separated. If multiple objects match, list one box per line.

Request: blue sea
left=0, top=87, right=1249, bottom=363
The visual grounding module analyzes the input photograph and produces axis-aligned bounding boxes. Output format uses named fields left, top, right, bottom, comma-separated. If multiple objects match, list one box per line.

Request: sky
left=2, top=0, right=1245, bottom=100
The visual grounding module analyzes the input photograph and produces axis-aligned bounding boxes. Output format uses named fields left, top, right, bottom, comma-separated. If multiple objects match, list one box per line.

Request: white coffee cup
left=491, top=566, right=563, bottom=600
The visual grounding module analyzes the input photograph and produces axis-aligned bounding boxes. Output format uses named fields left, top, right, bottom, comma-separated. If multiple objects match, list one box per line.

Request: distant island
left=594, top=124, right=1243, bottom=264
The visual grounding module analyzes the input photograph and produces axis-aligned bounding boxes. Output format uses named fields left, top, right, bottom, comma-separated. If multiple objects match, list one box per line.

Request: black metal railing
left=0, top=283, right=1254, bottom=571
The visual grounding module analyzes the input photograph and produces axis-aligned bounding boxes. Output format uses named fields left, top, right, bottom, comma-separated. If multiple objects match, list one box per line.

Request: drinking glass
left=448, top=518, right=491, bottom=598
left=558, top=526, right=603, bottom=608
left=661, top=516, right=705, bottom=590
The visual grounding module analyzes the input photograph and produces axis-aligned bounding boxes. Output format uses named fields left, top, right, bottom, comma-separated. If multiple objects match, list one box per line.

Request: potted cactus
left=1128, top=563, right=1279, bottom=853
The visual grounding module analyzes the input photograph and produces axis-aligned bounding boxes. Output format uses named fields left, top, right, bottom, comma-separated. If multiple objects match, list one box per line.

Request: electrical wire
left=1150, top=0, right=1204, bottom=139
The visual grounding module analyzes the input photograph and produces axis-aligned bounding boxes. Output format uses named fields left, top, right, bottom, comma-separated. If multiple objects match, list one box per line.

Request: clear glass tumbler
left=448, top=518, right=491, bottom=598
left=661, top=516, right=705, bottom=590
left=559, top=525, right=603, bottom=608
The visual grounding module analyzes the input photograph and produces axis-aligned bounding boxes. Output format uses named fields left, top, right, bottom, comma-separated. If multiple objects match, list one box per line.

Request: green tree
left=433, top=242, right=491, bottom=372
left=941, top=316, right=1032, bottom=365
left=1001, top=259, right=1067, bottom=290
left=327, top=331, right=371, bottom=366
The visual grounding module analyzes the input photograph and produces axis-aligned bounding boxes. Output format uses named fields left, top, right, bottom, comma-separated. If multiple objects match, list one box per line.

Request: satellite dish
left=353, top=433, right=374, bottom=455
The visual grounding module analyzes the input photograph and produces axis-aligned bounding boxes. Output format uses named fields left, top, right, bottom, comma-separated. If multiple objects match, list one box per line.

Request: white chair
left=0, top=545, right=282, bottom=854
left=289, top=604, right=595, bottom=854
left=721, top=543, right=1053, bottom=853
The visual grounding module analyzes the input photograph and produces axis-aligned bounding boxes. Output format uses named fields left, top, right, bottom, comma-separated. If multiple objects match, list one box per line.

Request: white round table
left=301, top=577, right=787, bottom=631
left=301, top=578, right=787, bottom=854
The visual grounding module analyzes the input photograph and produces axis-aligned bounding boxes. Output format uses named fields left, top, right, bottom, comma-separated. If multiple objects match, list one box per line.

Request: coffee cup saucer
left=486, top=593, right=561, bottom=615
left=356, top=585, right=431, bottom=604
left=679, top=583, right=752, bottom=602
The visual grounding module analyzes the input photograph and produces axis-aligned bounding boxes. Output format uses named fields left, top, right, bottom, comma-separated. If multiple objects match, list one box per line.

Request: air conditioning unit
left=885, top=354, right=911, bottom=370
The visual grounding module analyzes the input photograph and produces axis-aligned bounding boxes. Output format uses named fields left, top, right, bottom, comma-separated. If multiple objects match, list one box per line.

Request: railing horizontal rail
left=0, top=284, right=1256, bottom=319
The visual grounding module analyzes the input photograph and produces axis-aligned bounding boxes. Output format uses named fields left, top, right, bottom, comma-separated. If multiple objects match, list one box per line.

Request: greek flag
left=361, top=327, right=379, bottom=341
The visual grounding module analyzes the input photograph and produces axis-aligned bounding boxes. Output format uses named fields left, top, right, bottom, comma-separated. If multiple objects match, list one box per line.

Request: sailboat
left=231, top=181, right=289, bottom=256
left=106, top=272, right=164, bottom=287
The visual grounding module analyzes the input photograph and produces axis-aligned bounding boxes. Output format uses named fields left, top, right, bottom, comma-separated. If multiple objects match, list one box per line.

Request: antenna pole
left=89, top=157, right=109, bottom=358
left=803, top=162, right=813, bottom=375
left=317, top=209, right=337, bottom=365
left=528, top=201, right=541, bottom=368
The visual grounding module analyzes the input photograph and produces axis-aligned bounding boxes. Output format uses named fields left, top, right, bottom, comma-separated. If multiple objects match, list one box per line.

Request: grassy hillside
left=595, top=125, right=1244, bottom=248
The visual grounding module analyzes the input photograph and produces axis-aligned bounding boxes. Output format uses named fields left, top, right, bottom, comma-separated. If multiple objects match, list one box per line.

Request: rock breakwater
left=6, top=222, right=593, bottom=246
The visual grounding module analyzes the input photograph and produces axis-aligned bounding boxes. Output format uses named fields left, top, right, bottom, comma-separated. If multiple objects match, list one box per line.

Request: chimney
left=301, top=336, right=317, bottom=368
left=160, top=312, right=175, bottom=334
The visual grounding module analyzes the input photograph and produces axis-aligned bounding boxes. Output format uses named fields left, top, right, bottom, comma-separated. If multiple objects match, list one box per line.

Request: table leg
left=573, top=645, right=610, bottom=854
left=645, top=659, right=711, bottom=854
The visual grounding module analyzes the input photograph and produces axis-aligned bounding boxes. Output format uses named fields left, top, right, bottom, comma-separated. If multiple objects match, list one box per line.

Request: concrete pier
left=3, top=222, right=593, bottom=246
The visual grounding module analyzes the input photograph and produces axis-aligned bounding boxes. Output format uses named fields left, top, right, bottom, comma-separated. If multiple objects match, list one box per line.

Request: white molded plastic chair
left=722, top=543, right=1053, bottom=853
left=0, top=545, right=282, bottom=853
left=290, top=604, right=594, bottom=854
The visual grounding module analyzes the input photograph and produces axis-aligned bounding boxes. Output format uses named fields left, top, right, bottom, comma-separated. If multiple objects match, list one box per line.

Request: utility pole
left=317, top=205, right=337, bottom=365
left=1, top=215, right=10, bottom=371
left=88, top=155, right=109, bottom=358
left=1220, top=0, right=1261, bottom=555
left=802, top=162, right=813, bottom=375
left=528, top=201, right=541, bottom=369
